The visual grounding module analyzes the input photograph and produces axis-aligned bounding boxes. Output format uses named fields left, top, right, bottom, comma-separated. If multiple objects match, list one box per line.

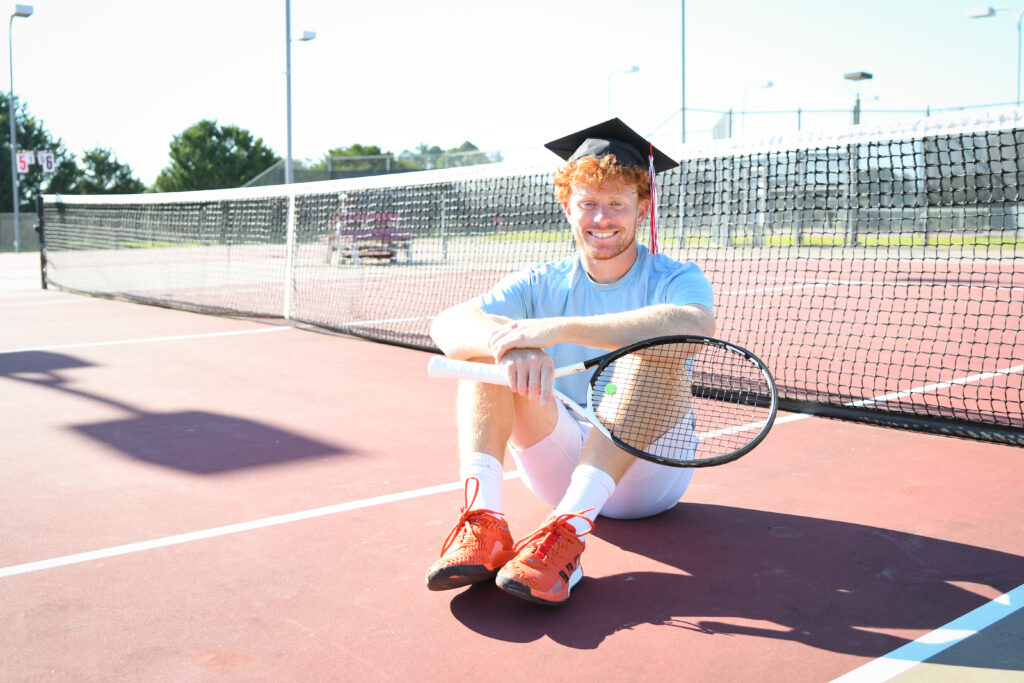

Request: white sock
left=552, top=465, right=616, bottom=536
left=459, top=452, right=505, bottom=515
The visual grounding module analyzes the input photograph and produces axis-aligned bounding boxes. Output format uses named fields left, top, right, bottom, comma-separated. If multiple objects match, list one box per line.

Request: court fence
left=1, top=214, right=41, bottom=253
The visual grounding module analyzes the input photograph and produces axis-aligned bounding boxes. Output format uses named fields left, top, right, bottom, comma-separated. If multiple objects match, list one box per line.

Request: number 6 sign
left=37, top=151, right=55, bottom=173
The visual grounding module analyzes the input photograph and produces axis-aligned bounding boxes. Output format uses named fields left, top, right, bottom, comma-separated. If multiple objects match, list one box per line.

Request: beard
left=572, top=218, right=642, bottom=262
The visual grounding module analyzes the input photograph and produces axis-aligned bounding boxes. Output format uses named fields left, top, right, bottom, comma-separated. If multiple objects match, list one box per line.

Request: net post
left=283, top=187, right=296, bottom=320
left=845, top=143, right=859, bottom=246
left=36, top=194, right=46, bottom=290
left=795, top=149, right=806, bottom=246
left=677, top=162, right=687, bottom=249
left=440, top=187, right=448, bottom=262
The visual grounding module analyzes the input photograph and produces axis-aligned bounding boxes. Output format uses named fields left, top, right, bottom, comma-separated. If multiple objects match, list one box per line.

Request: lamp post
left=844, top=71, right=873, bottom=124
left=284, top=0, right=315, bottom=185
left=8, top=3, right=32, bottom=253
left=968, top=5, right=1024, bottom=105
left=741, top=80, right=773, bottom=136
left=606, top=65, right=639, bottom=118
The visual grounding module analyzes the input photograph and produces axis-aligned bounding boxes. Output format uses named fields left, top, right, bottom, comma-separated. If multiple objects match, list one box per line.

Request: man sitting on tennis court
left=426, top=118, right=715, bottom=606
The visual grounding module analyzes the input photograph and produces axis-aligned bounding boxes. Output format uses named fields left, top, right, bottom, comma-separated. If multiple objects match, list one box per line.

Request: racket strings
left=593, top=342, right=774, bottom=464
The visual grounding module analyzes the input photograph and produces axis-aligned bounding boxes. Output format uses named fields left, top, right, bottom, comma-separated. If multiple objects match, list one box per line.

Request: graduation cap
left=544, top=117, right=678, bottom=174
left=545, top=118, right=678, bottom=253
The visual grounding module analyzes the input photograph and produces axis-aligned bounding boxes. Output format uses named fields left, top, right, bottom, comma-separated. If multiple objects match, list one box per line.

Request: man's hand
left=488, top=318, right=564, bottom=361
left=496, top=347, right=555, bottom=405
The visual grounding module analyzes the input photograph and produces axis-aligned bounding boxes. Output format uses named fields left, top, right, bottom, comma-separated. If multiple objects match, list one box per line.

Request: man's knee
left=508, top=392, right=560, bottom=449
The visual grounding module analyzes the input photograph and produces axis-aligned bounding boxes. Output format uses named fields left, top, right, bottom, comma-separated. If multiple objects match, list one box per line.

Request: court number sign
left=17, top=150, right=55, bottom=174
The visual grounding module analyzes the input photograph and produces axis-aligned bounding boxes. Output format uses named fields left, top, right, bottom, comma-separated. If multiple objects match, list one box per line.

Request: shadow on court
left=0, top=351, right=348, bottom=473
left=448, top=503, right=1024, bottom=665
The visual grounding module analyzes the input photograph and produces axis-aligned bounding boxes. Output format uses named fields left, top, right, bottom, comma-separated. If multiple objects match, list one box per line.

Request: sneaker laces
left=438, top=476, right=503, bottom=557
left=510, top=510, right=594, bottom=567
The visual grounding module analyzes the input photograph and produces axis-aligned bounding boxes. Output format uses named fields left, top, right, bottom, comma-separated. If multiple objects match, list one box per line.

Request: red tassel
left=648, top=143, right=659, bottom=254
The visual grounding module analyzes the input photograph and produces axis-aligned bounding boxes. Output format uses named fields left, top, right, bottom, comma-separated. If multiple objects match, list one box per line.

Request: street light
left=741, top=80, right=773, bottom=136
left=968, top=5, right=1024, bottom=105
left=606, top=65, right=639, bottom=117
left=844, top=71, right=873, bottom=124
left=284, top=0, right=315, bottom=185
left=8, top=3, right=32, bottom=253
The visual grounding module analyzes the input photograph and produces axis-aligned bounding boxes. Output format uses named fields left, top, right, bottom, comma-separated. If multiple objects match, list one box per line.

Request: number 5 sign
left=16, top=151, right=34, bottom=174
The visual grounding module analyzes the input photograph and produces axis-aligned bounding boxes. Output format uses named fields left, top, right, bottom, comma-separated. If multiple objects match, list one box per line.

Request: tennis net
left=38, top=110, right=1024, bottom=445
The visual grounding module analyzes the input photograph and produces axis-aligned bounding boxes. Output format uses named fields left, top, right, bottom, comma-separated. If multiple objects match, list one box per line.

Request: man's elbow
left=675, top=304, right=715, bottom=337
left=429, top=304, right=461, bottom=355
left=430, top=302, right=501, bottom=360
left=701, top=309, right=717, bottom=337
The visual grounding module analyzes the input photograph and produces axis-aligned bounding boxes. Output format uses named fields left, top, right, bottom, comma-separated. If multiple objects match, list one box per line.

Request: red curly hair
left=553, top=154, right=651, bottom=205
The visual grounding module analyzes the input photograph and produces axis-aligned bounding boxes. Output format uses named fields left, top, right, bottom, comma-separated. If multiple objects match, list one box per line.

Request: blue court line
left=832, top=583, right=1024, bottom=681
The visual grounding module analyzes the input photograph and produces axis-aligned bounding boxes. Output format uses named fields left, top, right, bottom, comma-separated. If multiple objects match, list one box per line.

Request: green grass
left=684, top=233, right=1023, bottom=248
left=115, top=240, right=206, bottom=249
left=484, top=230, right=569, bottom=242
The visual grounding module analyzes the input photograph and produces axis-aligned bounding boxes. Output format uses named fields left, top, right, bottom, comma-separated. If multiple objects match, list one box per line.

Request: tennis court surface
left=2, top=249, right=1022, bottom=681
left=6, top=111, right=1024, bottom=680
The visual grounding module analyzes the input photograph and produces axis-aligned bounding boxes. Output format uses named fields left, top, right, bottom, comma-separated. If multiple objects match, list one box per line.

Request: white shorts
left=506, top=401, right=695, bottom=519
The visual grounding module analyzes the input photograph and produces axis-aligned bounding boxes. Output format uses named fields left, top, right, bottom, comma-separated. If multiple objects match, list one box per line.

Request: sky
left=4, top=0, right=1021, bottom=186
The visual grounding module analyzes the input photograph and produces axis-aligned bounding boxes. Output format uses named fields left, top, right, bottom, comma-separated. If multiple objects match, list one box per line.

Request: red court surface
left=1, top=252, right=1022, bottom=682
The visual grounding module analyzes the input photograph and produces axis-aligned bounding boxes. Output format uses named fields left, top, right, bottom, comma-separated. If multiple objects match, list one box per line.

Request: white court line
left=831, top=583, right=1024, bottom=682
left=721, top=279, right=1024, bottom=296
left=338, top=315, right=434, bottom=326
left=847, top=365, right=1024, bottom=408
left=721, top=280, right=871, bottom=296
left=2, top=333, right=1020, bottom=676
left=0, top=473, right=520, bottom=579
left=1, top=358, right=1017, bottom=578
left=768, top=363, right=1024, bottom=430
left=0, top=298, right=101, bottom=308
left=0, top=327, right=291, bottom=355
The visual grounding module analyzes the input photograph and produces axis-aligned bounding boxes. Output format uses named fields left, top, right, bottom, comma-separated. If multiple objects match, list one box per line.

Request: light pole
left=681, top=0, right=686, bottom=143
left=284, top=0, right=315, bottom=185
left=844, top=71, right=873, bottom=124
left=606, top=65, right=639, bottom=118
left=741, top=80, right=773, bottom=136
left=968, top=5, right=1024, bottom=105
left=8, top=3, right=32, bottom=253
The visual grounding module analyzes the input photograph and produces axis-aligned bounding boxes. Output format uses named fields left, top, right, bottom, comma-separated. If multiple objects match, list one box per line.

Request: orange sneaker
left=425, top=478, right=516, bottom=591
left=495, top=512, right=593, bottom=606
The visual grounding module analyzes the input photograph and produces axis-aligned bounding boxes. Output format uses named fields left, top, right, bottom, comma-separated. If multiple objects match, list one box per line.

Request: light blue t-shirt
left=474, top=244, right=714, bottom=406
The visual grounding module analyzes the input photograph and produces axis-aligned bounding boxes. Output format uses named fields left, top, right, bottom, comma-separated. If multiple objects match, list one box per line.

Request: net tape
left=39, top=110, right=1024, bottom=444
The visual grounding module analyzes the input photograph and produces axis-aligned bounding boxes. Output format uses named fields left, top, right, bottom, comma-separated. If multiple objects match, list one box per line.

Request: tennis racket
left=427, top=335, right=777, bottom=468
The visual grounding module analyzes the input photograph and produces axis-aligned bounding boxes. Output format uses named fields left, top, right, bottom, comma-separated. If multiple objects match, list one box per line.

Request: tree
left=153, top=120, right=279, bottom=192
left=311, top=143, right=394, bottom=175
left=396, top=141, right=501, bottom=171
left=307, top=140, right=502, bottom=180
left=0, top=94, right=79, bottom=211
left=74, top=148, right=146, bottom=195
left=444, top=141, right=503, bottom=168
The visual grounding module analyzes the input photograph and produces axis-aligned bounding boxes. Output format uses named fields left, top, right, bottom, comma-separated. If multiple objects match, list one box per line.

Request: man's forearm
left=430, top=302, right=510, bottom=360
left=556, top=304, right=715, bottom=351
left=432, top=301, right=715, bottom=361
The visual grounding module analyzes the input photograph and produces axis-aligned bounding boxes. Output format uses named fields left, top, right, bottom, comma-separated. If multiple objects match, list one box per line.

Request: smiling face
left=564, top=181, right=650, bottom=283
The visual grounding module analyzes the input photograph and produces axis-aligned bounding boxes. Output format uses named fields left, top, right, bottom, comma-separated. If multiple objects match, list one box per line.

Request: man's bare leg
left=455, top=371, right=559, bottom=512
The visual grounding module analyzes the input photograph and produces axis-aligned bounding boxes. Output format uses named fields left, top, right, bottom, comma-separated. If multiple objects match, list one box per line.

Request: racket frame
left=427, top=335, right=778, bottom=468
left=585, top=335, right=777, bottom=467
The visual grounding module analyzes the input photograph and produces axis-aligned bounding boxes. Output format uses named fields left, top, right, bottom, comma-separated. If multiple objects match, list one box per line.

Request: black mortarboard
left=544, top=118, right=678, bottom=174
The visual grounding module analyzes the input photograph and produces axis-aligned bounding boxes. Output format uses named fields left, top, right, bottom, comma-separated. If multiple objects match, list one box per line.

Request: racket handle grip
left=427, top=356, right=507, bottom=385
